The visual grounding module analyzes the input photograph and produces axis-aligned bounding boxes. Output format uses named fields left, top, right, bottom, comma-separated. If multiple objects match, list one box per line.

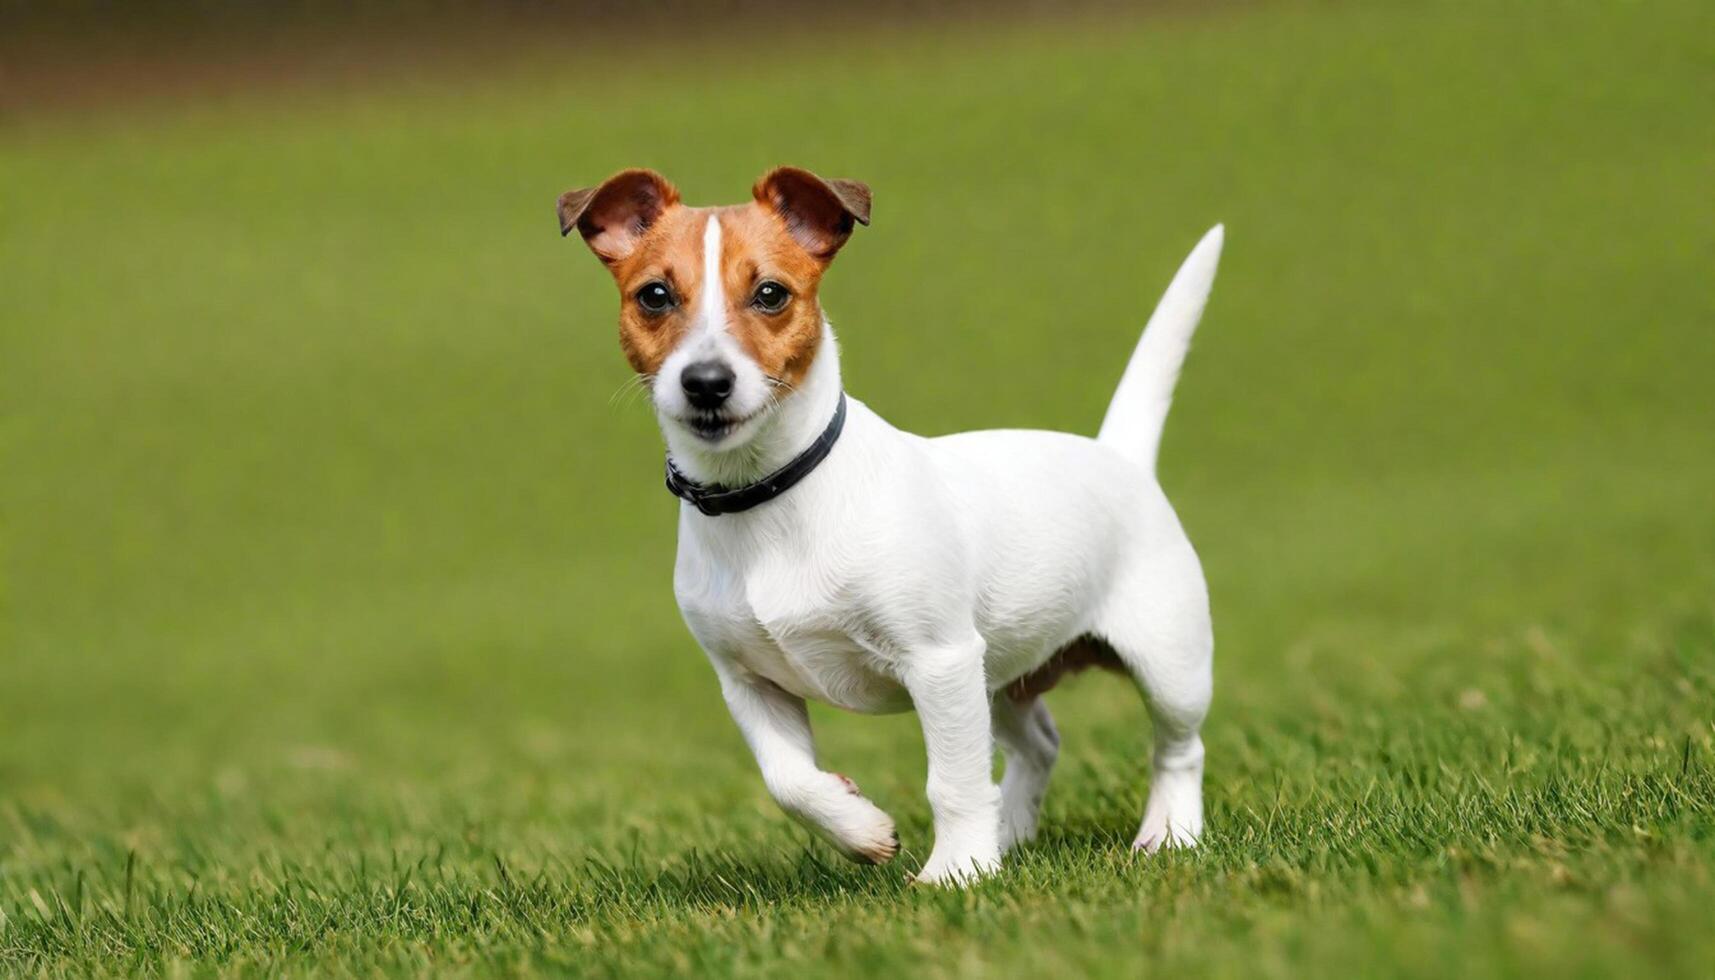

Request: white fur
left=667, top=226, right=1224, bottom=885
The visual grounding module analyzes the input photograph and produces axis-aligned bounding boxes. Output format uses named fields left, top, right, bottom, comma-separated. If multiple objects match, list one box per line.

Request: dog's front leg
left=902, top=637, right=1003, bottom=885
left=709, top=658, right=899, bottom=865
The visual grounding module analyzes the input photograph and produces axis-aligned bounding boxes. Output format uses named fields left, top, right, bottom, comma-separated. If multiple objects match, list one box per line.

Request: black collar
left=665, top=393, right=848, bottom=516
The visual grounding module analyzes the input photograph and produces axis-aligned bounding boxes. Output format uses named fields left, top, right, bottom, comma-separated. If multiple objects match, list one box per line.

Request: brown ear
left=556, top=169, right=681, bottom=263
left=752, top=167, right=871, bottom=260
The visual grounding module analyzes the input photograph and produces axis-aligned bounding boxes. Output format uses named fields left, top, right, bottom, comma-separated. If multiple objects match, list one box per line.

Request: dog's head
left=558, top=167, right=869, bottom=451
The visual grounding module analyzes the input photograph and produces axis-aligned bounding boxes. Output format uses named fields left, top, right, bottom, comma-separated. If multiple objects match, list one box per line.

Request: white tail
left=1097, top=225, right=1224, bottom=473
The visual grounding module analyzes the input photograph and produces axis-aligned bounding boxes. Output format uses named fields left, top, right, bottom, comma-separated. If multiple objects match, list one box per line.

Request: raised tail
left=1096, top=225, right=1224, bottom=474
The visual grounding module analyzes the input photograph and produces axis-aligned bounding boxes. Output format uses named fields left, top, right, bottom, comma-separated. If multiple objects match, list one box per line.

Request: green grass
left=3, top=0, right=1714, bottom=975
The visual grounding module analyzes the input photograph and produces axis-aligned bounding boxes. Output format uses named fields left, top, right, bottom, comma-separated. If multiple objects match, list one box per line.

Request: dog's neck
left=660, top=322, right=844, bottom=490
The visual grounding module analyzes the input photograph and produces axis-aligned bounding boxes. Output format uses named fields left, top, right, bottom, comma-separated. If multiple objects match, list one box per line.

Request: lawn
left=2, top=0, right=1713, bottom=975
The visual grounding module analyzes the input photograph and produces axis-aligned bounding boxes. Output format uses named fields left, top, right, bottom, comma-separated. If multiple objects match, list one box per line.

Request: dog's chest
left=677, top=548, right=912, bottom=714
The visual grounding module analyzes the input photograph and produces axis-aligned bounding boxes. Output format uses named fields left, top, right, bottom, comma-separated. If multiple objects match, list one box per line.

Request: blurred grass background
left=2, top=0, right=1713, bottom=975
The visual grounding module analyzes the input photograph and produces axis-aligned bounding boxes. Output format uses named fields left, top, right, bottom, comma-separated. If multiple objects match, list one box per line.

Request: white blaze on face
left=673, top=214, right=732, bottom=363
left=697, top=213, right=727, bottom=339
left=653, top=212, right=771, bottom=443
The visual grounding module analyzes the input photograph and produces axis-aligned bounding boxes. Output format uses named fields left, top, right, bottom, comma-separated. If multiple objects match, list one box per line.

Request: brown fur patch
left=604, top=206, right=706, bottom=377
left=1006, top=635, right=1126, bottom=702
left=601, top=202, right=834, bottom=385
left=711, top=202, right=831, bottom=388
left=567, top=168, right=868, bottom=387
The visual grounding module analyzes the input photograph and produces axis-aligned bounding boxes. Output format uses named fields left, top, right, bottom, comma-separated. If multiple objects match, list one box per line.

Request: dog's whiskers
left=608, top=373, right=656, bottom=410
left=763, top=375, right=796, bottom=412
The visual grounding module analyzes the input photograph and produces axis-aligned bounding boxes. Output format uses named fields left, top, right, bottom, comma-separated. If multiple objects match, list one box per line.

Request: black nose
left=680, top=360, right=735, bottom=409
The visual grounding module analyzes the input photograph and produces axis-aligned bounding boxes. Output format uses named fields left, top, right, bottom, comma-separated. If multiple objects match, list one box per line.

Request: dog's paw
left=912, top=845, right=1001, bottom=887
left=1132, top=774, right=1203, bottom=853
left=1132, top=822, right=1200, bottom=854
left=786, top=771, right=899, bottom=865
left=997, top=798, right=1041, bottom=854
left=828, top=809, right=899, bottom=866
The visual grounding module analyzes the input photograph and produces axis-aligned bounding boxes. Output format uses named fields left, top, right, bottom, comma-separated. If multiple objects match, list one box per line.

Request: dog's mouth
left=681, top=407, right=761, bottom=443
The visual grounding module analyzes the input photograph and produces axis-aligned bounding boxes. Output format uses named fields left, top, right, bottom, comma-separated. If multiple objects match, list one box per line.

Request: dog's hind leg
left=991, top=694, right=1059, bottom=852
left=1094, top=549, right=1213, bottom=852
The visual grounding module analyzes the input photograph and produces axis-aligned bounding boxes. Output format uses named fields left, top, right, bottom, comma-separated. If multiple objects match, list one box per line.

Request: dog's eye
left=751, top=280, right=791, bottom=314
left=635, top=281, right=675, bottom=315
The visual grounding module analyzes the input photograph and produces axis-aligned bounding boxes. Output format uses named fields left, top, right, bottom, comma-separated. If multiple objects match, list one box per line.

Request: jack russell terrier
left=557, top=167, right=1221, bottom=885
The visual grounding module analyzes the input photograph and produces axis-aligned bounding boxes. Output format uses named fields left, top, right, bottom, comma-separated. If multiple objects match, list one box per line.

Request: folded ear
left=557, top=169, right=681, bottom=264
left=752, top=167, right=871, bottom=260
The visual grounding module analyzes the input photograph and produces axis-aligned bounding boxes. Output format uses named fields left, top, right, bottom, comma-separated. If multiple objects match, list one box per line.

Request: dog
left=557, top=167, right=1220, bottom=885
